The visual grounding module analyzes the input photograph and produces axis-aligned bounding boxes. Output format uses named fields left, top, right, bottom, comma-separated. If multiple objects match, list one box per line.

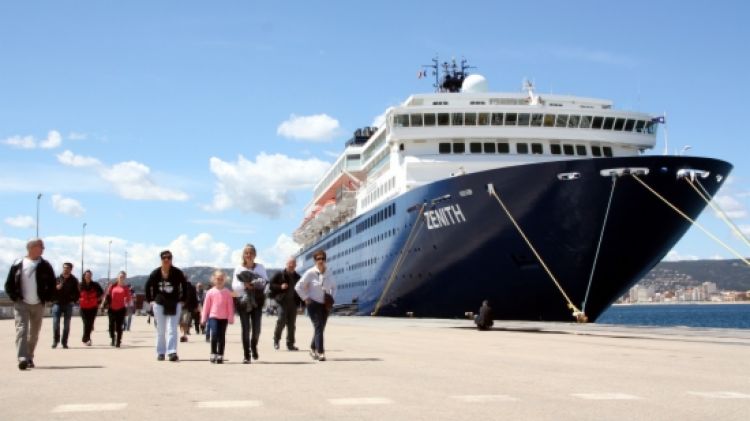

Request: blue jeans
left=208, top=318, right=228, bottom=356
left=51, top=302, right=74, bottom=346
left=153, top=302, right=182, bottom=356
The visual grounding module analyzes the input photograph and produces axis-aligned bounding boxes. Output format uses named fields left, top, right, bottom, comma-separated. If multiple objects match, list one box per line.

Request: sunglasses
left=315, top=257, right=326, bottom=262
left=161, top=255, right=173, bottom=260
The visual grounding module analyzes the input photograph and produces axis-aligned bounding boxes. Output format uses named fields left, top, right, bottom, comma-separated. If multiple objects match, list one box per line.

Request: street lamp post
left=36, top=193, right=42, bottom=237
left=81, top=222, right=87, bottom=280
left=108, top=240, right=113, bottom=283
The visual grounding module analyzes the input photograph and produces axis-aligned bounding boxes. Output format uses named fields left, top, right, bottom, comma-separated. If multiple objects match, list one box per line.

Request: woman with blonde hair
left=231, top=244, right=268, bottom=364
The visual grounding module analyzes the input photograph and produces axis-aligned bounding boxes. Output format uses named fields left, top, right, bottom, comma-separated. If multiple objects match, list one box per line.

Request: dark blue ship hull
left=298, top=156, right=732, bottom=322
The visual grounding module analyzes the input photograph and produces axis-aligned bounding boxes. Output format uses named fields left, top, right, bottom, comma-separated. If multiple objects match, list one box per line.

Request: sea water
left=597, top=303, right=750, bottom=329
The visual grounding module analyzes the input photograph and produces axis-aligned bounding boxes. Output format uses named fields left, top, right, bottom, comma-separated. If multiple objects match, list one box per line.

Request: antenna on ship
left=420, top=56, right=475, bottom=93
left=420, top=56, right=440, bottom=91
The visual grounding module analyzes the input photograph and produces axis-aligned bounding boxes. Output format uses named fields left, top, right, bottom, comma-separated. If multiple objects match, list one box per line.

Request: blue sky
left=1, top=1, right=749, bottom=280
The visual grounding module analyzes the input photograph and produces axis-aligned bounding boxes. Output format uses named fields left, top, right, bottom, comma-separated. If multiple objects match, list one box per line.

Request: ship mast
left=422, top=56, right=475, bottom=93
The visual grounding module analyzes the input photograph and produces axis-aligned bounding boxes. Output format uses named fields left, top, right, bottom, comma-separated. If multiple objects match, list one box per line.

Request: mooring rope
left=372, top=203, right=426, bottom=316
left=488, top=185, right=585, bottom=321
left=685, top=177, right=750, bottom=250
left=582, top=174, right=617, bottom=315
left=630, top=174, right=750, bottom=266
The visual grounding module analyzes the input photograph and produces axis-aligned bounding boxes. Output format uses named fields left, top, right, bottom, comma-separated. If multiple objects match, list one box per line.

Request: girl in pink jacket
left=200, top=270, right=234, bottom=364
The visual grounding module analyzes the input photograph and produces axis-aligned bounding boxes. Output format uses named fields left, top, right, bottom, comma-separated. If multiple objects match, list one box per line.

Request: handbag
left=323, top=292, right=335, bottom=312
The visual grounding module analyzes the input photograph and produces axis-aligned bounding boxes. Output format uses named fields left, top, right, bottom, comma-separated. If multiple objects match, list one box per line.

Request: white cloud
left=277, top=114, right=340, bottom=141
left=738, top=224, right=750, bottom=236
left=712, top=194, right=748, bottom=219
left=102, top=161, right=189, bottom=201
left=259, top=234, right=300, bottom=268
left=3, top=135, right=36, bottom=149
left=51, top=194, right=85, bottom=217
left=39, top=130, right=62, bottom=149
left=207, top=153, right=330, bottom=217
left=664, top=249, right=699, bottom=261
left=68, top=132, right=87, bottom=140
left=3, top=130, right=63, bottom=149
left=4, top=215, right=35, bottom=229
left=57, top=150, right=101, bottom=167
left=57, top=151, right=188, bottom=201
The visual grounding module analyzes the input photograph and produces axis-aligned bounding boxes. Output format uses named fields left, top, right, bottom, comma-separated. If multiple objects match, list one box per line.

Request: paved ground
left=2, top=314, right=749, bottom=420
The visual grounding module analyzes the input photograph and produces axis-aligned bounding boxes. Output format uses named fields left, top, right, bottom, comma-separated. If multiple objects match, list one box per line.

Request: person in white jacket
left=295, top=249, right=336, bottom=362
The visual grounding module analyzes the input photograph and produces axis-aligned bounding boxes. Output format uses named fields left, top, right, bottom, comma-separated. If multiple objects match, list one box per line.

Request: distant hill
left=639, top=259, right=750, bottom=291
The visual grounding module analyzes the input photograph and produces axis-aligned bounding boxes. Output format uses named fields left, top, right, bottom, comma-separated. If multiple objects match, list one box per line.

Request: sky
left=1, top=1, right=749, bottom=282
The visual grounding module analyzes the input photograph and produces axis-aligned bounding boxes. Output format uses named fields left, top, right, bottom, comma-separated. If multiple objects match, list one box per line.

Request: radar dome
left=461, top=74, right=489, bottom=93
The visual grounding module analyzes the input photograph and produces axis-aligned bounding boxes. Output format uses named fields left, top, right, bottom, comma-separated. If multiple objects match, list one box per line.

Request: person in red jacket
left=105, top=271, right=132, bottom=348
left=79, top=270, right=103, bottom=346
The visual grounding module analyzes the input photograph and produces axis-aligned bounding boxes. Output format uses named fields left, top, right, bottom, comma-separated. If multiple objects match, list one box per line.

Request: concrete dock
left=2, top=315, right=749, bottom=420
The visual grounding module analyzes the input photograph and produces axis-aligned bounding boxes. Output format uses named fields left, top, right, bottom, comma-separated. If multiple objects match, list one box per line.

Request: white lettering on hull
left=423, top=204, right=467, bottom=230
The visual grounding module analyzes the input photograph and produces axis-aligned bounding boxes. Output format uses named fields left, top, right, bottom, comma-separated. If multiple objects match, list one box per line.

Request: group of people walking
left=5, top=238, right=337, bottom=370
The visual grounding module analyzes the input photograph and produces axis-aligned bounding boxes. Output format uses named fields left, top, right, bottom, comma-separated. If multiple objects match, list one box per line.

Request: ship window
left=452, top=142, right=465, bottom=153
left=624, top=119, right=635, bottom=132
left=477, top=113, right=490, bottom=125
left=491, top=113, right=504, bottom=125
left=438, top=143, right=451, bottom=154
left=613, top=118, right=625, bottom=131
left=464, top=113, right=477, bottom=125
left=555, top=114, right=568, bottom=127
left=603, top=117, right=615, bottom=130
left=497, top=142, right=510, bottom=153
left=399, top=143, right=405, bottom=151
left=550, top=144, right=562, bottom=154
left=580, top=115, right=592, bottom=129
left=603, top=146, right=613, bottom=157
left=563, top=144, right=575, bottom=155
left=517, top=113, right=530, bottom=126
left=531, top=113, right=543, bottom=127
left=505, top=113, right=517, bottom=126
left=531, top=143, right=543, bottom=154
left=470, top=142, right=482, bottom=153
left=451, top=113, right=464, bottom=126
left=634, top=120, right=645, bottom=133
left=543, top=114, right=555, bottom=127
left=424, top=113, right=436, bottom=126
left=395, top=114, right=409, bottom=127
left=568, top=115, right=580, bottom=128
left=483, top=142, right=496, bottom=153
left=592, top=116, right=604, bottom=129
left=516, top=143, right=529, bottom=154
left=591, top=145, right=602, bottom=157
left=437, top=113, right=450, bottom=126
left=646, top=121, right=656, bottom=134
left=575, top=145, right=587, bottom=156
left=410, top=114, right=423, bottom=127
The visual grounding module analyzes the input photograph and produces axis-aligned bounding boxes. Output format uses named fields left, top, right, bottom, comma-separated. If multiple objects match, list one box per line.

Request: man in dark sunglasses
left=144, top=250, right=187, bottom=362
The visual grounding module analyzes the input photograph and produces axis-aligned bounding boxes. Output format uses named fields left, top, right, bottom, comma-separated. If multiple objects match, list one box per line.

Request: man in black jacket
left=4, top=238, right=56, bottom=370
left=269, top=257, right=302, bottom=351
left=51, top=262, right=79, bottom=349
left=144, top=250, right=186, bottom=362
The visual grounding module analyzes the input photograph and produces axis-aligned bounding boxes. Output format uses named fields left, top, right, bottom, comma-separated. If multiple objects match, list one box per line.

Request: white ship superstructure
left=294, top=61, right=659, bottom=249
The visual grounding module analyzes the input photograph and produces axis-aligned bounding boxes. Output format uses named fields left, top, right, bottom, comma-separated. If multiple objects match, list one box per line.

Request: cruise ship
left=293, top=59, right=732, bottom=322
